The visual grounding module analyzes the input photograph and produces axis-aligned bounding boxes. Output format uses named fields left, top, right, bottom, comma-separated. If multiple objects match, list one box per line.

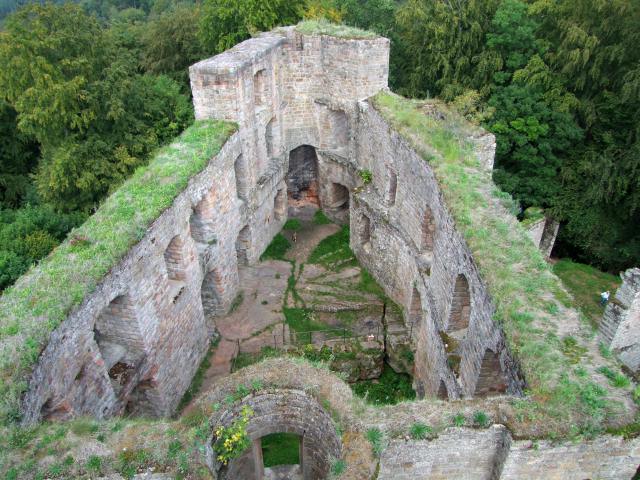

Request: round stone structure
left=210, top=389, right=341, bottom=480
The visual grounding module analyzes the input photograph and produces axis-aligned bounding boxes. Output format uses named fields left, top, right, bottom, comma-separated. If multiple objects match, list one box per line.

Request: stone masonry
left=600, top=267, right=640, bottom=375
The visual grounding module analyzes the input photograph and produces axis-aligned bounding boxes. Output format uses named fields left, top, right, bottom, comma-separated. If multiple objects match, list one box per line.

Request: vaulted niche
left=274, top=188, right=287, bottom=221
left=386, top=169, right=398, bottom=206
left=328, top=108, right=349, bottom=149
left=234, top=153, right=249, bottom=200
left=287, top=145, right=319, bottom=210
left=421, top=206, right=436, bottom=252
left=164, top=235, right=187, bottom=303
left=201, top=268, right=223, bottom=318
left=254, top=69, right=267, bottom=106
left=265, top=117, right=276, bottom=158
left=360, top=213, right=371, bottom=245
left=190, top=189, right=215, bottom=244
left=474, top=349, right=508, bottom=396
left=409, top=287, right=422, bottom=328
left=448, top=274, right=471, bottom=333
left=236, top=225, right=251, bottom=266
left=93, top=294, right=145, bottom=397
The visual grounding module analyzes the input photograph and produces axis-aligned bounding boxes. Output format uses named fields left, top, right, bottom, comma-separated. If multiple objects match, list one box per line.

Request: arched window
left=421, top=206, right=436, bottom=252
left=474, top=349, right=507, bottom=396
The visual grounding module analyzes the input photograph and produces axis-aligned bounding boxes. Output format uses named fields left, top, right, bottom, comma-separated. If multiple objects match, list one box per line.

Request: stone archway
left=287, top=145, right=320, bottom=217
left=213, top=389, right=341, bottom=480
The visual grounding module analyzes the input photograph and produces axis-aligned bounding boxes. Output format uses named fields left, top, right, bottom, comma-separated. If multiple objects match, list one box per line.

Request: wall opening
left=265, top=117, right=276, bottom=158
left=386, top=169, right=397, bottom=206
left=261, top=432, right=301, bottom=472
left=93, top=295, right=145, bottom=397
left=329, top=183, right=349, bottom=211
left=201, top=269, right=223, bottom=318
left=447, top=274, right=470, bottom=333
left=328, top=108, right=349, bottom=149
left=164, top=235, right=186, bottom=282
left=190, top=190, right=215, bottom=244
left=274, top=188, right=287, bottom=221
left=254, top=69, right=267, bottom=106
left=287, top=145, right=319, bottom=210
left=437, top=380, right=448, bottom=399
left=234, top=154, right=249, bottom=200
left=409, top=287, right=422, bottom=328
left=421, top=206, right=436, bottom=252
left=360, top=214, right=371, bottom=245
left=474, top=349, right=507, bottom=396
left=236, top=225, right=251, bottom=266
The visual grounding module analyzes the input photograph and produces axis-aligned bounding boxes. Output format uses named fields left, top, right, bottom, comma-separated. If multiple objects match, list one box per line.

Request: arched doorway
left=287, top=145, right=319, bottom=218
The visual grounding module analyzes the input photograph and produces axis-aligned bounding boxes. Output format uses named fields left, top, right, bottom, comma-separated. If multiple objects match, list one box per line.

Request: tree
left=142, top=4, right=208, bottom=92
left=199, top=0, right=304, bottom=53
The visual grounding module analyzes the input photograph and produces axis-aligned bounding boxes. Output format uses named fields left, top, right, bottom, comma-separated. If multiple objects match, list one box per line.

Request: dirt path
left=282, top=221, right=340, bottom=264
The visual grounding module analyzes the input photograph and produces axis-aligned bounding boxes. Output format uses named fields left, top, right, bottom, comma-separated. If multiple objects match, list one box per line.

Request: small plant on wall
left=213, top=405, right=254, bottom=465
left=359, top=169, right=373, bottom=184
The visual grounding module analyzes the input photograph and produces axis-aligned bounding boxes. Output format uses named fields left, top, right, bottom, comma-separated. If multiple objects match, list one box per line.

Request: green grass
left=553, top=259, right=621, bottom=328
left=283, top=219, right=302, bottom=231
left=0, top=120, right=236, bottom=425
left=313, top=209, right=332, bottom=225
left=308, top=225, right=355, bottom=270
left=232, top=347, right=281, bottom=372
left=283, top=307, right=326, bottom=335
left=296, top=19, right=378, bottom=39
left=260, top=233, right=291, bottom=261
left=365, top=427, right=385, bottom=457
left=370, top=91, right=622, bottom=436
left=261, top=432, right=300, bottom=467
left=409, top=422, right=431, bottom=440
left=352, top=363, right=416, bottom=405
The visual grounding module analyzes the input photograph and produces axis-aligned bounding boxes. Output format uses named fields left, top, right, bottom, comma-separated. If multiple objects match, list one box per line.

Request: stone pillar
left=252, top=438, right=264, bottom=480
left=599, top=268, right=640, bottom=375
left=524, top=215, right=559, bottom=260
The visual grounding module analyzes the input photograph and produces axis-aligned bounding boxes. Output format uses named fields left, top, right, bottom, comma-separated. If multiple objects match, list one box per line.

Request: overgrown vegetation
left=308, top=225, right=355, bottom=270
left=352, top=363, right=415, bottom=405
left=553, top=259, right=621, bottom=327
left=371, top=91, right=630, bottom=436
left=260, top=233, right=291, bottom=261
left=0, top=120, right=236, bottom=425
left=261, top=432, right=300, bottom=467
left=296, top=19, right=378, bottom=39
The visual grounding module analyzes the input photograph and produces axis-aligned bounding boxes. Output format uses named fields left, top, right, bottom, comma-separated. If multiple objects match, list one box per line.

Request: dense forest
left=0, top=0, right=638, bottom=291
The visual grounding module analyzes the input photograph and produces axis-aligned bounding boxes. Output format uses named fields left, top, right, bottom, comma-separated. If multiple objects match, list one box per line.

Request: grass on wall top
left=0, top=120, right=237, bottom=425
left=296, top=20, right=379, bottom=39
left=370, top=91, right=634, bottom=437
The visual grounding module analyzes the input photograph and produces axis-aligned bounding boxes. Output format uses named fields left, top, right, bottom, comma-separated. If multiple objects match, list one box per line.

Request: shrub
left=330, top=458, right=347, bottom=477
left=366, top=427, right=385, bottom=457
left=409, top=422, right=431, bottom=439
left=213, top=405, right=254, bottom=465
left=359, top=169, right=373, bottom=184
left=472, top=411, right=490, bottom=428
left=452, top=413, right=466, bottom=427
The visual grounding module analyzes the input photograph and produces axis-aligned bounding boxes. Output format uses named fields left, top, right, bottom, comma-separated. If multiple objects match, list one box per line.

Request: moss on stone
left=296, top=20, right=379, bottom=39
left=0, top=120, right=236, bottom=425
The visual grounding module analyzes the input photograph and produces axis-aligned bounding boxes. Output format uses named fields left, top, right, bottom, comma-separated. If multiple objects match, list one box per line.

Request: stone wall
left=210, top=389, right=341, bottom=480
left=600, top=268, right=640, bottom=375
left=379, top=426, right=640, bottom=480
left=352, top=102, right=524, bottom=400
left=19, top=26, right=389, bottom=424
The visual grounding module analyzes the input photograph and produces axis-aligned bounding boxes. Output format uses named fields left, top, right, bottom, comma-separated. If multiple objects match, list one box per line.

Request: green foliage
left=330, top=458, right=347, bottom=477
left=260, top=233, right=291, bottom=260
left=552, top=259, right=620, bottom=327
left=199, top=0, right=304, bottom=53
left=365, top=427, right=384, bottom=457
left=313, top=209, right=332, bottom=225
left=452, top=413, right=466, bottom=427
left=358, top=169, right=373, bottom=184
left=283, top=218, right=302, bottom=231
left=261, top=432, right=300, bottom=467
left=308, top=225, right=354, bottom=270
left=472, top=411, right=490, bottom=428
left=0, top=120, right=235, bottom=425
left=297, top=19, right=377, bottom=38
left=352, top=363, right=415, bottom=405
left=597, top=366, right=631, bottom=388
left=283, top=307, right=325, bottom=333
left=409, top=422, right=431, bottom=440
left=141, top=4, right=208, bottom=91
left=213, top=405, right=254, bottom=465
left=86, top=455, right=103, bottom=473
